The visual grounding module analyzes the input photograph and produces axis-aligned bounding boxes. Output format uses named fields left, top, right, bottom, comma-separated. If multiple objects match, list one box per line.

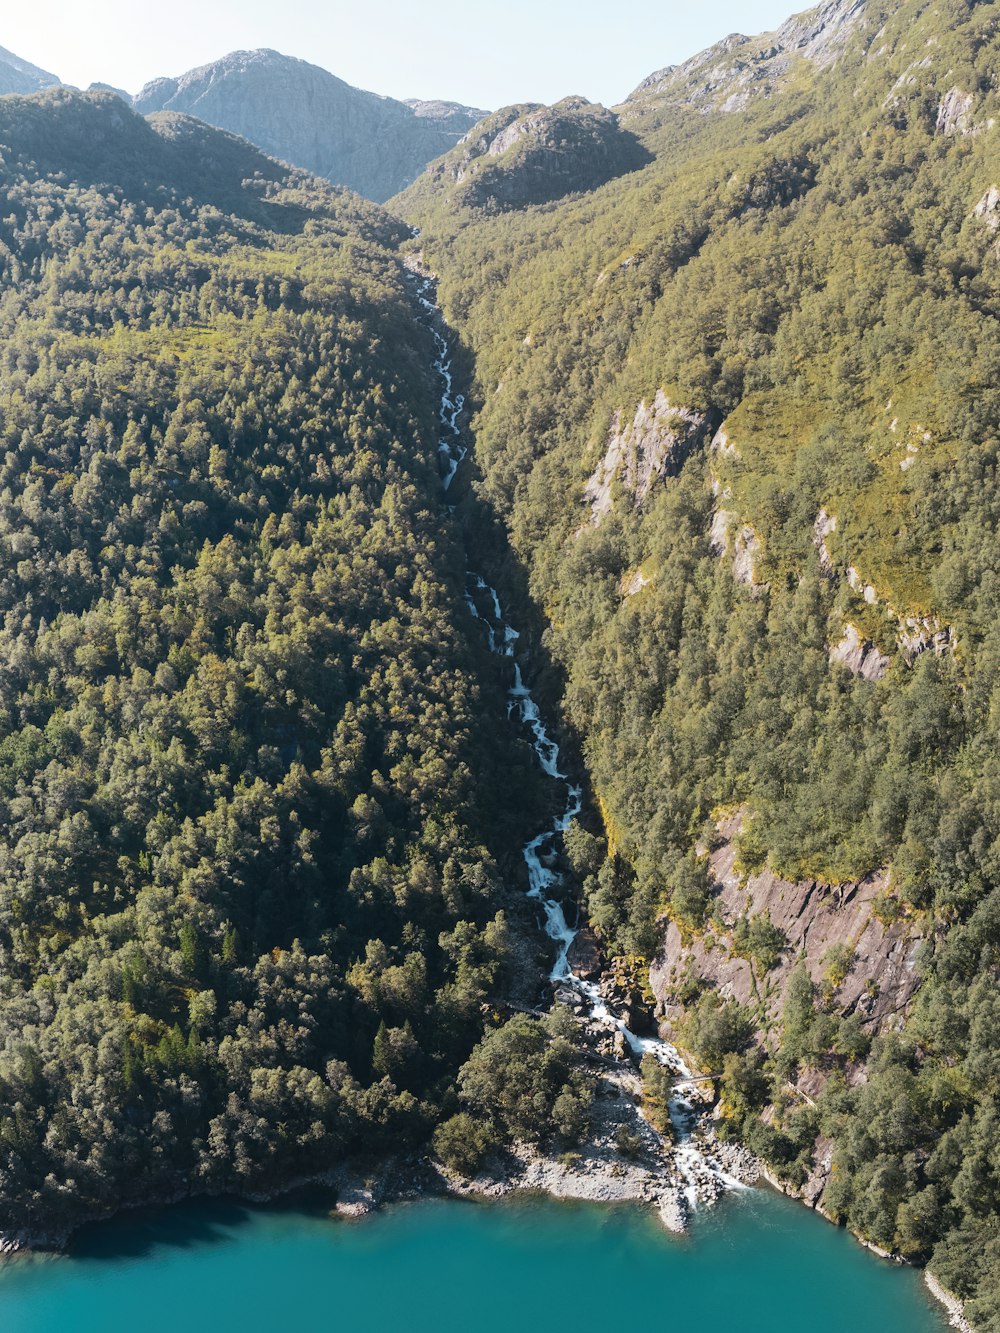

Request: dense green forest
left=0, top=87, right=563, bottom=1237
left=398, top=0, right=1000, bottom=1322
left=6, top=0, right=1000, bottom=1322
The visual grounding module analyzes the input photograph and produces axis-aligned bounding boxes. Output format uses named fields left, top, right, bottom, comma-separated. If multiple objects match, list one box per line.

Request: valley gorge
left=0, top=0, right=999, bottom=1327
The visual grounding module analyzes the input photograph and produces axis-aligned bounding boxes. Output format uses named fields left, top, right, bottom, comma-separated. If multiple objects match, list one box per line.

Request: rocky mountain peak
left=0, top=43, right=60, bottom=96
left=133, top=49, right=487, bottom=202
left=624, top=0, right=870, bottom=113
left=412, top=98, right=652, bottom=212
left=405, top=98, right=485, bottom=123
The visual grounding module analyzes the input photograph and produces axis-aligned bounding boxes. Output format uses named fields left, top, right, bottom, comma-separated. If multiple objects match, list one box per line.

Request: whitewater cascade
left=409, top=264, right=737, bottom=1211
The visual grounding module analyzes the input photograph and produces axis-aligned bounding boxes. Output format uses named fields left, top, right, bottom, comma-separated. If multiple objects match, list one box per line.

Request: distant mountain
left=623, top=0, right=866, bottom=115
left=0, top=43, right=59, bottom=95
left=397, top=96, right=651, bottom=214
left=0, top=86, right=347, bottom=215
left=133, top=48, right=487, bottom=201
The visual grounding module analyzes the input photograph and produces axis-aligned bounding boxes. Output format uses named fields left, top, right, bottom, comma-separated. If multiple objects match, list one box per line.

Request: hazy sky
left=4, top=0, right=799, bottom=107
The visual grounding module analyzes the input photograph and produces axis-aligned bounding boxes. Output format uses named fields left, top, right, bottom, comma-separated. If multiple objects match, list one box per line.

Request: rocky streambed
left=408, top=256, right=756, bottom=1233
left=438, top=1014, right=760, bottom=1233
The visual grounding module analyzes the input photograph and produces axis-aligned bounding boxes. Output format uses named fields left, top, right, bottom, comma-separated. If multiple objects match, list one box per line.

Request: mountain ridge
left=0, top=42, right=59, bottom=96
left=132, top=47, right=488, bottom=201
left=625, top=0, right=869, bottom=109
left=396, top=96, right=652, bottom=213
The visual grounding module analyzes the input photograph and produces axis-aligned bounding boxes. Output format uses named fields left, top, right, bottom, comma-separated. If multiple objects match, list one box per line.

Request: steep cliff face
left=0, top=45, right=59, bottom=96
left=134, top=49, right=486, bottom=202
left=651, top=812, right=923, bottom=1042
left=584, top=391, right=712, bottom=522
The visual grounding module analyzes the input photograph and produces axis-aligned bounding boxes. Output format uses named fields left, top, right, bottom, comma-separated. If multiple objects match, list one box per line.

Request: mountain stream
left=409, top=263, right=739, bottom=1218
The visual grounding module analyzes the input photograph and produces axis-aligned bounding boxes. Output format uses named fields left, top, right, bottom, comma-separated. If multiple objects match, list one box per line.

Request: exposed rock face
left=898, top=617, right=953, bottom=663
left=709, top=506, right=736, bottom=556
left=846, top=565, right=878, bottom=604
left=625, top=0, right=870, bottom=114
left=778, top=0, right=868, bottom=67
left=731, top=525, right=761, bottom=587
left=972, top=185, right=1000, bottom=232
left=936, top=86, right=974, bottom=135
left=711, top=425, right=741, bottom=460
left=0, top=45, right=59, bottom=96
left=134, top=50, right=486, bottom=202
left=707, top=427, right=766, bottom=587
left=585, top=390, right=710, bottom=521
left=405, top=98, right=483, bottom=124
left=843, top=563, right=954, bottom=664
left=650, top=812, right=923, bottom=1038
left=813, top=509, right=837, bottom=574
left=708, top=497, right=762, bottom=588
left=620, top=568, right=652, bottom=598
left=799, top=1135, right=835, bottom=1207
left=829, top=622, right=889, bottom=681
left=428, top=97, right=651, bottom=212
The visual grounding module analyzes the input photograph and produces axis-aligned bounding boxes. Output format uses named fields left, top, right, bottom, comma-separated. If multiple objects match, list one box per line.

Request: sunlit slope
left=399, top=0, right=1000, bottom=1318
left=0, top=89, right=532, bottom=1237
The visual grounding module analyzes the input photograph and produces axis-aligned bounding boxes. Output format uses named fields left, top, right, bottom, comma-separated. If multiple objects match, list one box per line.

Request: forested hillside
left=0, top=88, right=543, bottom=1238
left=397, top=0, right=1000, bottom=1322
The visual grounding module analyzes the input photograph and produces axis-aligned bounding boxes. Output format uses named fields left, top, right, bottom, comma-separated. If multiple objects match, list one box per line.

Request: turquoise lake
left=0, top=1187, right=948, bottom=1332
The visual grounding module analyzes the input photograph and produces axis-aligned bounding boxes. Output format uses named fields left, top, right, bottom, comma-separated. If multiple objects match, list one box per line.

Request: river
left=412, top=263, right=757, bottom=1208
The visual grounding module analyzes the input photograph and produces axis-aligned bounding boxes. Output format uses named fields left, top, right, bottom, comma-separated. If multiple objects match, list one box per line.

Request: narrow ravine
left=408, top=261, right=740, bottom=1220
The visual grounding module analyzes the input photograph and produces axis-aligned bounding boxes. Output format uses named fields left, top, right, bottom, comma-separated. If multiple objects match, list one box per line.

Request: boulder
left=567, top=926, right=605, bottom=980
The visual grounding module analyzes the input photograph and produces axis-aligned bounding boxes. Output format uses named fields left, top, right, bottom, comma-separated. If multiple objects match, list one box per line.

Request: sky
left=4, top=0, right=800, bottom=108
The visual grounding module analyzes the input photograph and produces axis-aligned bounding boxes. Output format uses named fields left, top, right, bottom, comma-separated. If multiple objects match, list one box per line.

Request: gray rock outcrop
left=651, top=812, right=922, bottom=1038
left=813, top=509, right=837, bottom=574
left=731, top=525, right=762, bottom=586
left=134, top=49, right=486, bottom=202
left=936, top=87, right=974, bottom=135
left=972, top=185, right=1000, bottom=232
left=829, top=623, right=889, bottom=681
left=585, top=390, right=710, bottom=522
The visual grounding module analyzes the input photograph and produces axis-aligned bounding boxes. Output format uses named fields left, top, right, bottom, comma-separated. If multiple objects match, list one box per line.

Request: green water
left=0, top=1188, right=947, bottom=1332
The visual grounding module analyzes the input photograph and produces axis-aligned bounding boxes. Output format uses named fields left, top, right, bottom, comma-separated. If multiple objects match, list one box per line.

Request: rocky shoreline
left=925, top=1273, right=975, bottom=1333
left=757, top=1158, right=972, bottom=1330
left=0, top=1098, right=969, bottom=1332
left=0, top=929, right=969, bottom=1331
left=438, top=1017, right=760, bottom=1234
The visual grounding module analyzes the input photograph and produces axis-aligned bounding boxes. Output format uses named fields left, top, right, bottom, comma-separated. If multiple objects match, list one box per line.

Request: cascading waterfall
left=408, top=261, right=738, bottom=1213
